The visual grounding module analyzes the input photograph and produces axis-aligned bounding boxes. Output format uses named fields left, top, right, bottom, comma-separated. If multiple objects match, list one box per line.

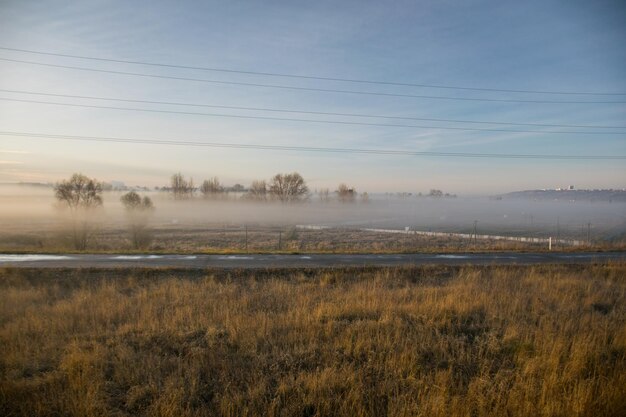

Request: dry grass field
left=1, top=223, right=621, bottom=253
left=1, top=264, right=625, bottom=416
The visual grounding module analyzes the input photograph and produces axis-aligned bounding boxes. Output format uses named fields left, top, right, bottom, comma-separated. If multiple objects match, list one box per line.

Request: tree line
left=51, top=172, right=367, bottom=250
left=166, top=172, right=369, bottom=203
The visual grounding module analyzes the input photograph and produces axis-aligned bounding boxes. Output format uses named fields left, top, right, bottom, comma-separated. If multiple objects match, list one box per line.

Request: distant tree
left=54, top=173, right=103, bottom=250
left=120, top=191, right=155, bottom=249
left=231, top=184, right=245, bottom=193
left=121, top=191, right=154, bottom=211
left=170, top=173, right=194, bottom=199
left=429, top=189, right=444, bottom=198
left=200, top=177, right=223, bottom=198
left=55, top=173, right=103, bottom=211
left=360, top=192, right=370, bottom=203
left=247, top=180, right=267, bottom=201
left=318, top=188, right=330, bottom=203
left=268, top=172, right=309, bottom=202
left=336, top=183, right=356, bottom=203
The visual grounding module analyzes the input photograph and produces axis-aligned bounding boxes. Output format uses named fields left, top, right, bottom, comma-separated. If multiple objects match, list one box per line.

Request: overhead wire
left=0, top=45, right=624, bottom=96
left=1, top=131, right=624, bottom=159
left=3, top=97, right=625, bottom=135
left=2, top=88, right=624, bottom=130
left=1, top=57, right=625, bottom=104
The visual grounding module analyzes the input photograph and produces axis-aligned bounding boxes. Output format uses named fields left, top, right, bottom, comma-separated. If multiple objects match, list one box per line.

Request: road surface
left=0, top=252, right=624, bottom=269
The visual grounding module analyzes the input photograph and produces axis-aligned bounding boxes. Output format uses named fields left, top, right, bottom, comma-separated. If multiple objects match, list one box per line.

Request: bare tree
left=54, top=173, right=103, bottom=250
left=268, top=172, right=309, bottom=202
left=120, top=191, right=154, bottom=211
left=318, top=188, right=330, bottom=203
left=336, top=183, right=356, bottom=203
left=429, top=189, right=444, bottom=198
left=247, top=180, right=267, bottom=201
left=230, top=184, right=245, bottom=193
left=200, top=177, right=224, bottom=198
left=170, top=173, right=194, bottom=199
left=120, top=191, right=155, bottom=249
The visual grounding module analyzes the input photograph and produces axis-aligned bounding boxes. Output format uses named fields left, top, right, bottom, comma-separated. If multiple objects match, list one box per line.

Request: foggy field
left=0, top=224, right=586, bottom=253
left=1, top=186, right=625, bottom=253
left=1, top=264, right=625, bottom=416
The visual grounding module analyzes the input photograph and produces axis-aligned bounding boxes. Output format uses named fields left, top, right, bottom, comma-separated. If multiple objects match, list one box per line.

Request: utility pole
left=278, top=230, right=282, bottom=251
left=587, top=222, right=591, bottom=245
left=245, top=224, right=248, bottom=253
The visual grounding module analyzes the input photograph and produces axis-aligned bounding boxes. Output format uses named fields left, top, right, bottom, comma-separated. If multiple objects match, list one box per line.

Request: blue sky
left=0, top=0, right=624, bottom=193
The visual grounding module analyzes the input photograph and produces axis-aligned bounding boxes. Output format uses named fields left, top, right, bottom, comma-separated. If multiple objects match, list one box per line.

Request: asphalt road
left=0, top=252, right=624, bottom=269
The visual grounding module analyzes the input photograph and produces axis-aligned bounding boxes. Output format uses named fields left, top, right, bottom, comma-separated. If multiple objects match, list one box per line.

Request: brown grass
left=2, top=224, right=623, bottom=253
left=1, top=264, right=625, bottom=416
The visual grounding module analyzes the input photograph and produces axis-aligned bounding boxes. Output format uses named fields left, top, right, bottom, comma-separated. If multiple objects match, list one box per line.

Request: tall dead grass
left=1, top=265, right=625, bottom=416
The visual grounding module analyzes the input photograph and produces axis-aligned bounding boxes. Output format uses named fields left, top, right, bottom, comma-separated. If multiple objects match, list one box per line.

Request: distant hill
left=499, top=189, right=626, bottom=202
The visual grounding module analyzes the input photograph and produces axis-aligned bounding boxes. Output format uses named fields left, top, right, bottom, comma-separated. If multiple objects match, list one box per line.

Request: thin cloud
left=0, top=160, right=24, bottom=164
left=0, top=149, right=30, bottom=154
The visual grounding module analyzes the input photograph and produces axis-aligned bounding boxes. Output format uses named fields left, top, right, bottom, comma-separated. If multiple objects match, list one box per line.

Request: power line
left=1, top=45, right=623, bottom=96
left=1, top=131, right=624, bottom=159
left=2, top=57, right=625, bottom=105
left=4, top=97, right=625, bottom=135
left=3, top=88, right=624, bottom=130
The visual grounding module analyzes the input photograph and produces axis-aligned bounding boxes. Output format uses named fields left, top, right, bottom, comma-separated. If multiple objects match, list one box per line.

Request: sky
left=0, top=0, right=624, bottom=194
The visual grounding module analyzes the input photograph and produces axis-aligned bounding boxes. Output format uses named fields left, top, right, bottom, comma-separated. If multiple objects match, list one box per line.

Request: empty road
left=0, top=252, right=624, bottom=269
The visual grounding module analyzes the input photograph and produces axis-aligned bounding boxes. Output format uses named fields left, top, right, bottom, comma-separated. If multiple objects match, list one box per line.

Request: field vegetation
left=1, top=223, right=623, bottom=254
left=1, top=264, right=625, bottom=416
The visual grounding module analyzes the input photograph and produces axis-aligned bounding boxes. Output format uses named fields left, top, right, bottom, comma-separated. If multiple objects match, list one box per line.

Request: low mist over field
left=1, top=183, right=624, bottom=240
